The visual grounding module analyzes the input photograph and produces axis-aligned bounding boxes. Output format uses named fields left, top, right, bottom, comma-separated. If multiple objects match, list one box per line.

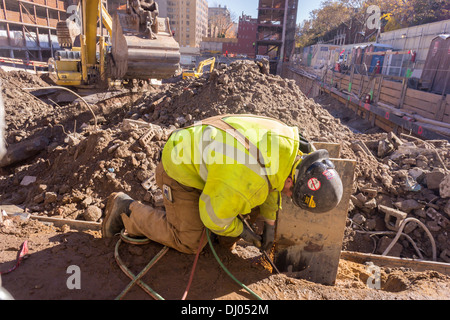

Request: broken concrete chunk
left=378, top=139, right=394, bottom=157
left=387, top=132, right=403, bottom=149
left=20, top=176, right=36, bottom=186
left=408, top=168, right=425, bottom=181
left=378, top=205, right=407, bottom=231
left=352, top=213, right=366, bottom=225
left=444, top=201, right=450, bottom=216
left=425, top=171, right=445, bottom=190
left=364, top=198, right=377, bottom=210
left=361, top=187, right=377, bottom=198
left=394, top=199, right=423, bottom=213
left=426, top=207, right=450, bottom=228
left=439, top=174, right=450, bottom=198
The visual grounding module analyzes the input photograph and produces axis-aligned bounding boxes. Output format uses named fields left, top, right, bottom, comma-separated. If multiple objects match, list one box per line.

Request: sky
left=210, top=0, right=324, bottom=24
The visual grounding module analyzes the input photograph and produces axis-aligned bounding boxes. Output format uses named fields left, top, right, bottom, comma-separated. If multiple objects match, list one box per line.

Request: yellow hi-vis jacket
left=161, top=115, right=300, bottom=237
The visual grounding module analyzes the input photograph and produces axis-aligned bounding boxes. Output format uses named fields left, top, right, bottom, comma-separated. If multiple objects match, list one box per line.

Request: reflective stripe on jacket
left=161, top=115, right=299, bottom=237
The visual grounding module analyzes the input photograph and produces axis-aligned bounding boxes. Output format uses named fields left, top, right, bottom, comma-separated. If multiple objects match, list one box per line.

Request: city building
left=161, top=0, right=208, bottom=48
left=0, top=0, right=71, bottom=64
left=223, top=14, right=257, bottom=58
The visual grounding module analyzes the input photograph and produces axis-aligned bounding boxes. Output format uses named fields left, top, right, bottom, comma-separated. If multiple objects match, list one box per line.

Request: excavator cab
left=51, top=0, right=180, bottom=88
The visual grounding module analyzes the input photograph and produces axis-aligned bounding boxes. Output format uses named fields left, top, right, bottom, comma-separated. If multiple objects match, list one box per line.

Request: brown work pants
left=121, top=162, right=207, bottom=254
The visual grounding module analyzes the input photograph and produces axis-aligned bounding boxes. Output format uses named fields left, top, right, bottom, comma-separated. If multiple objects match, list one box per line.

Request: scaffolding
left=255, top=0, right=298, bottom=74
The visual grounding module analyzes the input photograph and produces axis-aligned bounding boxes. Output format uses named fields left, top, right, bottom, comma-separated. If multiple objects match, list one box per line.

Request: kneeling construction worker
left=102, top=114, right=343, bottom=254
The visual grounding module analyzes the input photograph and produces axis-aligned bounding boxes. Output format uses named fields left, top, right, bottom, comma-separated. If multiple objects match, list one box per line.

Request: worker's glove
left=261, top=222, right=275, bottom=252
left=239, top=224, right=262, bottom=248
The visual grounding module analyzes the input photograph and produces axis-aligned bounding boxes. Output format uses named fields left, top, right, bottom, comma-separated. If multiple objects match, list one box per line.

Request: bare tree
left=208, top=5, right=237, bottom=38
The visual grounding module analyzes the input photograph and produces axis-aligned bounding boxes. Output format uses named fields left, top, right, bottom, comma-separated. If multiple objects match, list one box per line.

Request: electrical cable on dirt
left=114, top=236, right=169, bottom=300
left=206, top=229, right=263, bottom=300
left=382, top=217, right=436, bottom=261
left=355, top=230, right=423, bottom=259
left=22, top=86, right=98, bottom=128
left=181, top=228, right=206, bottom=300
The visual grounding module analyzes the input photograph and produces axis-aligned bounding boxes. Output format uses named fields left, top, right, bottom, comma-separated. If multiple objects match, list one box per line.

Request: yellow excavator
left=182, top=57, right=215, bottom=79
left=49, top=0, right=180, bottom=88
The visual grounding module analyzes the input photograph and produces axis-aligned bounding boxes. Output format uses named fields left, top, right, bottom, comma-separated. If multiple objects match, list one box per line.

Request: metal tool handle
left=238, top=214, right=281, bottom=274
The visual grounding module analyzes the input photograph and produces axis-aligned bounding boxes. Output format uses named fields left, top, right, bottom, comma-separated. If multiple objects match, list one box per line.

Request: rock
left=439, top=174, right=450, bottom=198
left=355, top=193, right=367, bottom=204
left=365, top=218, right=377, bottom=230
left=44, top=192, right=57, bottom=204
left=20, top=176, right=36, bottom=186
left=350, top=195, right=363, bottom=208
left=413, top=208, right=427, bottom=218
left=33, top=194, right=44, bottom=204
left=394, top=199, right=423, bottom=213
left=81, top=196, right=93, bottom=208
left=444, top=201, right=450, bottom=217
left=364, top=198, right=377, bottom=210
left=408, top=168, right=425, bottom=181
left=426, top=220, right=440, bottom=232
left=440, top=249, right=450, bottom=263
left=377, top=236, right=403, bottom=257
left=425, top=171, right=445, bottom=190
left=83, top=205, right=102, bottom=222
left=352, top=213, right=366, bottom=225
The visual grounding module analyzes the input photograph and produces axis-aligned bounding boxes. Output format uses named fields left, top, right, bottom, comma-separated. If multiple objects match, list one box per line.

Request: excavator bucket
left=109, top=12, right=180, bottom=81
left=56, top=19, right=81, bottom=48
left=274, top=142, right=356, bottom=285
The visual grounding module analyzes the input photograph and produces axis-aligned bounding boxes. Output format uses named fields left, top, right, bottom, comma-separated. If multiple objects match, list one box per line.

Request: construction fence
left=283, top=64, right=450, bottom=140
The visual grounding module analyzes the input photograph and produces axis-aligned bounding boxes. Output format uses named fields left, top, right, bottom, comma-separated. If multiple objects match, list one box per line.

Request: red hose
left=181, top=228, right=206, bottom=300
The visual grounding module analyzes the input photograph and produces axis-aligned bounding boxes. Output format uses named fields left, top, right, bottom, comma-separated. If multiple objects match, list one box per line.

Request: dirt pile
left=0, top=60, right=449, bottom=266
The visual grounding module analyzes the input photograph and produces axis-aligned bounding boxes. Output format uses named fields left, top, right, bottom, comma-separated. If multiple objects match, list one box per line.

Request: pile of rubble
left=347, top=132, right=450, bottom=261
left=0, top=60, right=449, bottom=263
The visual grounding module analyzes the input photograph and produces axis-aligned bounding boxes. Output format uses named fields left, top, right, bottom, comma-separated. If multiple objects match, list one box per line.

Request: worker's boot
left=102, top=192, right=134, bottom=238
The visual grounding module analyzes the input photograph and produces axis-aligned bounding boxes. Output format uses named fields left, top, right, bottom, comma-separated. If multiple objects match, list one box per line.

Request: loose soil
left=0, top=62, right=449, bottom=300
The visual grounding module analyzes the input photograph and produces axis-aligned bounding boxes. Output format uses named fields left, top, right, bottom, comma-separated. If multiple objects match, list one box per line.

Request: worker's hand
left=239, top=224, right=262, bottom=248
left=261, top=222, right=275, bottom=252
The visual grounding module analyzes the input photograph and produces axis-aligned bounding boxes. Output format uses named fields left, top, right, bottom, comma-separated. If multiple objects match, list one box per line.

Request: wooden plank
left=381, top=87, right=401, bottom=99
left=402, top=104, right=437, bottom=119
left=0, top=204, right=101, bottom=231
left=341, top=251, right=450, bottom=276
left=445, top=98, right=450, bottom=117
left=274, top=158, right=356, bottom=285
left=374, top=115, right=395, bottom=132
left=382, top=79, right=403, bottom=91
left=405, top=88, right=442, bottom=103
left=403, top=96, right=439, bottom=115
left=311, top=142, right=341, bottom=158
left=379, top=93, right=400, bottom=106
